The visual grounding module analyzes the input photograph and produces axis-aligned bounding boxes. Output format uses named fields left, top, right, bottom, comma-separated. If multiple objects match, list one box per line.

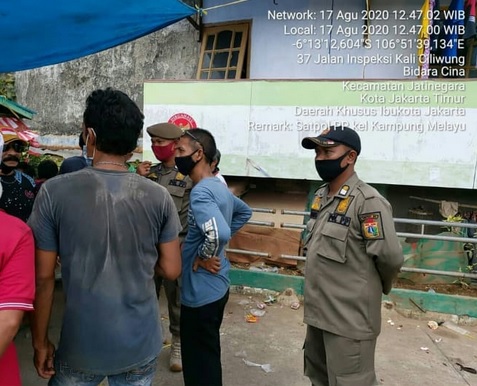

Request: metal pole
left=401, top=267, right=477, bottom=280
left=396, top=232, right=477, bottom=244
left=394, top=218, right=477, bottom=229
left=276, top=257, right=477, bottom=279
left=281, top=209, right=309, bottom=216
left=281, top=223, right=306, bottom=230
left=251, top=207, right=276, bottom=214
left=279, top=224, right=477, bottom=242
left=280, top=254, right=307, bottom=261
left=248, top=220, right=275, bottom=227
left=226, top=248, right=270, bottom=258
left=279, top=212, right=477, bottom=230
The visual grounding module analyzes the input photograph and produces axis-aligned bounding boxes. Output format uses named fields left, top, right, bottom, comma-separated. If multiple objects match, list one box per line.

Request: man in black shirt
left=0, top=131, right=36, bottom=222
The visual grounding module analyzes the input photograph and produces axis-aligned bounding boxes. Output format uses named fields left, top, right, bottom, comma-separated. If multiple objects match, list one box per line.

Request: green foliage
left=442, top=215, right=466, bottom=236
left=26, top=153, right=64, bottom=170
left=0, top=73, right=16, bottom=100
left=24, top=152, right=142, bottom=173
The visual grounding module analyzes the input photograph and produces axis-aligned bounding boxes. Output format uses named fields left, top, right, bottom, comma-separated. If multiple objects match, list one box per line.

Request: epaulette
left=356, top=182, right=382, bottom=200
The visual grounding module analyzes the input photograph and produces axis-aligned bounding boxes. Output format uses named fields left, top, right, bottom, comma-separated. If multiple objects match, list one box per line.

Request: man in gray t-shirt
left=28, top=88, right=182, bottom=385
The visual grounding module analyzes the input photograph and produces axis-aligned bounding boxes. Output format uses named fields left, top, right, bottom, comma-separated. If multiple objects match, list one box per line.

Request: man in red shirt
left=0, top=134, right=36, bottom=385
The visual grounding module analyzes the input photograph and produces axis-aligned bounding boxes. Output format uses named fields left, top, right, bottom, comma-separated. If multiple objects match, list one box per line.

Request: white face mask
left=84, top=128, right=97, bottom=166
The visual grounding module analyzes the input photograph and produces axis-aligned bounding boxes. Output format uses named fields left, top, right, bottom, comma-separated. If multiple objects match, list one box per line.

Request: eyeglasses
left=3, top=141, right=28, bottom=153
left=184, top=130, right=203, bottom=148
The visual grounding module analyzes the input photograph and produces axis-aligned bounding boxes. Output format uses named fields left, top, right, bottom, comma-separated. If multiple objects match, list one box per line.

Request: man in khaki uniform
left=301, top=126, right=403, bottom=386
left=138, top=122, right=193, bottom=372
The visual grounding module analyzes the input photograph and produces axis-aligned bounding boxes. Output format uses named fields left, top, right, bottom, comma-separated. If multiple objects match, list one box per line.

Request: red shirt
left=0, top=211, right=35, bottom=386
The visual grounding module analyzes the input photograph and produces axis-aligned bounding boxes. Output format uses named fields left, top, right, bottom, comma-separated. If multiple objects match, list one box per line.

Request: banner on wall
left=143, top=80, right=477, bottom=189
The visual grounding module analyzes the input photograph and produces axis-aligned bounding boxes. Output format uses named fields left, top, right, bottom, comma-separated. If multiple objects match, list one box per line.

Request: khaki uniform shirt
left=303, top=173, right=403, bottom=341
left=147, top=164, right=193, bottom=241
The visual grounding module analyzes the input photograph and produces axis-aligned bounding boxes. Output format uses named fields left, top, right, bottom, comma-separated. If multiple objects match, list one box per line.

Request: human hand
left=33, top=340, right=56, bottom=379
left=193, top=256, right=221, bottom=274
left=136, top=161, right=152, bottom=176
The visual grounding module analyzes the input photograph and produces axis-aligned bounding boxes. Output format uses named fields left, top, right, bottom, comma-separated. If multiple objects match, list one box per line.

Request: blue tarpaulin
left=0, top=0, right=195, bottom=72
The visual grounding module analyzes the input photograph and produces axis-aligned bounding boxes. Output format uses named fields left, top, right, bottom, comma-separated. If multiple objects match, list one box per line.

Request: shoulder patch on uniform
left=359, top=211, right=385, bottom=240
left=310, top=196, right=321, bottom=219
left=311, top=196, right=321, bottom=211
left=335, top=196, right=354, bottom=215
left=146, top=172, right=158, bottom=181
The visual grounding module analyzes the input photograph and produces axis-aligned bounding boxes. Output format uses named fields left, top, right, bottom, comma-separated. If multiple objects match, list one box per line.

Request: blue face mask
left=83, top=130, right=96, bottom=166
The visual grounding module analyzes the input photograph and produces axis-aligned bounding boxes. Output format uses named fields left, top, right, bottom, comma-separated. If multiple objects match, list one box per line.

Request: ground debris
left=456, top=363, right=477, bottom=374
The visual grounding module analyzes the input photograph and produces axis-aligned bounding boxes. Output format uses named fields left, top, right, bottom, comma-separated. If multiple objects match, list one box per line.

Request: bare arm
left=31, top=249, right=57, bottom=379
left=0, top=223, right=35, bottom=357
left=0, top=310, right=24, bottom=356
left=155, top=238, right=181, bottom=281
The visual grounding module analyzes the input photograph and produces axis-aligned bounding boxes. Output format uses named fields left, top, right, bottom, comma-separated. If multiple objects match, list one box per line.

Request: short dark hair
left=212, top=149, right=221, bottom=173
left=17, top=161, right=36, bottom=178
left=185, top=128, right=216, bottom=164
left=83, top=88, right=144, bottom=156
left=78, top=132, right=85, bottom=148
left=38, top=159, right=58, bottom=180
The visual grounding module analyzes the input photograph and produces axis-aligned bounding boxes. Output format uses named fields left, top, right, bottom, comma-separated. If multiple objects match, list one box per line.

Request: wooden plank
left=228, top=224, right=301, bottom=266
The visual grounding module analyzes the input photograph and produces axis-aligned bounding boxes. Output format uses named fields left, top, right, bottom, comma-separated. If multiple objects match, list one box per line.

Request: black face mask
left=175, top=149, right=199, bottom=176
left=315, top=151, right=350, bottom=182
left=0, top=162, right=15, bottom=175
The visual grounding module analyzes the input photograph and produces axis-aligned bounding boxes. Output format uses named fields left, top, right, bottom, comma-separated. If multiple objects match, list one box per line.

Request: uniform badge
left=146, top=172, right=158, bottom=182
left=360, top=212, right=384, bottom=240
left=169, top=179, right=187, bottom=188
left=328, top=213, right=351, bottom=227
left=335, top=196, right=354, bottom=215
left=320, top=128, right=330, bottom=136
left=310, top=197, right=321, bottom=219
left=175, top=172, right=185, bottom=181
left=311, top=196, right=321, bottom=211
left=339, top=185, right=350, bottom=196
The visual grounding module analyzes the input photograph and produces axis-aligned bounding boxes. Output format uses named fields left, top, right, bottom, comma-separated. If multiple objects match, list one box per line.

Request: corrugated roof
left=0, top=96, right=36, bottom=119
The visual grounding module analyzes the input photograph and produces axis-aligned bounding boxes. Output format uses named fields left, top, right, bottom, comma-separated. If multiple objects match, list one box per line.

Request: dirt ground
left=16, top=285, right=477, bottom=386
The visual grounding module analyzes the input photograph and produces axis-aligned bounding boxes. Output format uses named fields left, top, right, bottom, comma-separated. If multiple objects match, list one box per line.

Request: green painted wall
left=230, top=269, right=477, bottom=317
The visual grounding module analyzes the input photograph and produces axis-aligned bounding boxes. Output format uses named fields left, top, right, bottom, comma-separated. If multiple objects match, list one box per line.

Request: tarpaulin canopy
left=0, top=0, right=195, bottom=72
left=0, top=96, right=36, bottom=119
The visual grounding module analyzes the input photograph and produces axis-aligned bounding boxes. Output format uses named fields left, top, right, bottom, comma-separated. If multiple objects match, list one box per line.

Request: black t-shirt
left=0, top=171, right=36, bottom=222
left=59, top=156, right=88, bottom=174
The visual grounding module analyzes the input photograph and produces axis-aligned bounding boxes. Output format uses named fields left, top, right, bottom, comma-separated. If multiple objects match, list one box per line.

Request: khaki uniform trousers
left=304, top=325, right=378, bottom=386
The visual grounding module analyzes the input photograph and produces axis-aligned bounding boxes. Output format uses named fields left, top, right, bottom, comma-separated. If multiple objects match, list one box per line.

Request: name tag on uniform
left=328, top=212, right=351, bottom=227
left=169, top=179, right=187, bottom=188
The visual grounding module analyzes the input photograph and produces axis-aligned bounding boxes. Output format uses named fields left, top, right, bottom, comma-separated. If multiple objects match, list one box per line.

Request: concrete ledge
left=230, top=268, right=304, bottom=295
left=387, top=288, right=477, bottom=318
left=230, top=268, right=477, bottom=318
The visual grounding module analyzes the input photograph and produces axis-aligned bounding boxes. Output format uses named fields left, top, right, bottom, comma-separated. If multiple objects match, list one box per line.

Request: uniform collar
left=156, top=163, right=177, bottom=175
left=336, top=173, right=360, bottom=198
left=320, top=172, right=360, bottom=199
